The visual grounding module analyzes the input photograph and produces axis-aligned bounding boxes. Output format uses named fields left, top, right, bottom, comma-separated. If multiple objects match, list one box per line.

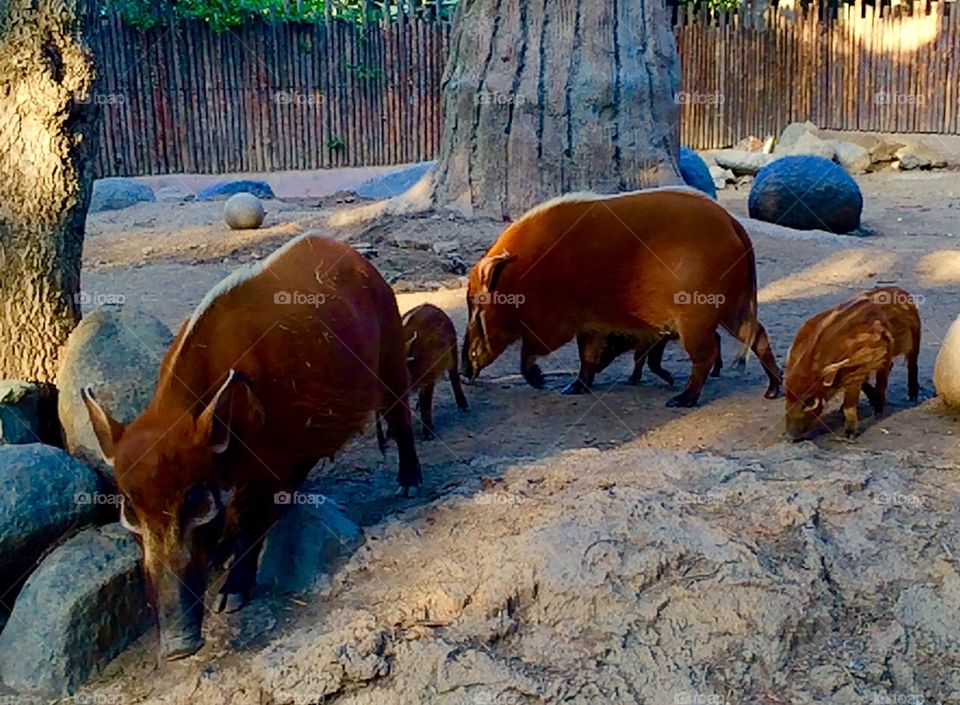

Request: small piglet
left=784, top=286, right=920, bottom=439
left=393, top=304, right=468, bottom=441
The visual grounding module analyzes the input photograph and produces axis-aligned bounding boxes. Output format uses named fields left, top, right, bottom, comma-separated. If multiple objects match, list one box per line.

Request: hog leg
left=743, top=322, right=781, bottom=399
left=841, top=382, right=863, bottom=438
left=419, top=383, right=436, bottom=440
left=638, top=337, right=674, bottom=386
left=667, top=327, right=719, bottom=407
left=563, top=331, right=607, bottom=394
left=379, top=337, right=422, bottom=494
left=216, top=529, right=268, bottom=613
left=710, top=333, right=723, bottom=377
left=520, top=337, right=546, bottom=389
left=907, top=346, right=920, bottom=402
left=375, top=412, right=388, bottom=454
left=449, top=368, right=469, bottom=411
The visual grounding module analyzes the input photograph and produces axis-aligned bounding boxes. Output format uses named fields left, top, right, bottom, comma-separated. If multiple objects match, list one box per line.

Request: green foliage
left=104, top=0, right=459, bottom=31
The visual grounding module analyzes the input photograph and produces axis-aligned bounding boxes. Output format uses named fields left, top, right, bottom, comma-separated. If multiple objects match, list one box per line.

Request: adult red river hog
left=461, top=188, right=781, bottom=407
left=784, top=286, right=920, bottom=439
left=81, top=234, right=422, bottom=660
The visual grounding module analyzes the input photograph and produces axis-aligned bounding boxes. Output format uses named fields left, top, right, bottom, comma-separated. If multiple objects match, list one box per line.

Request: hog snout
left=154, top=567, right=208, bottom=661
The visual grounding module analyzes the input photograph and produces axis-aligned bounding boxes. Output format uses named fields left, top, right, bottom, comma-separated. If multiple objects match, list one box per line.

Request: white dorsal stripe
left=514, top=185, right=715, bottom=226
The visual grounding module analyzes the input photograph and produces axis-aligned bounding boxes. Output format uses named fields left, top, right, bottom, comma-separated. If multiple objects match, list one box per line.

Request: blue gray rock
left=353, top=162, right=435, bottom=200
left=0, top=524, right=149, bottom=696
left=0, top=444, right=105, bottom=578
left=57, top=305, right=173, bottom=482
left=258, top=492, right=362, bottom=594
left=748, top=155, right=863, bottom=233
left=0, top=381, right=41, bottom=445
left=678, top=147, right=717, bottom=199
left=89, top=178, right=155, bottom=212
left=196, top=179, right=275, bottom=201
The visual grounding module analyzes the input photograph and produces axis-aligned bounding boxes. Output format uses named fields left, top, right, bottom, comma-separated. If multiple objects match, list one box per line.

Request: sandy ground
left=60, top=168, right=960, bottom=702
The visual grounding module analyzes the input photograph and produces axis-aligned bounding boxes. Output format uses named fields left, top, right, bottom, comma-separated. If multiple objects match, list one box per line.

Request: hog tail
left=728, top=215, right=760, bottom=367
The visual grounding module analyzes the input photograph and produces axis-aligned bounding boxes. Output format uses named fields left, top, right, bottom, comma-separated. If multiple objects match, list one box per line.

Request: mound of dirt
left=78, top=443, right=959, bottom=705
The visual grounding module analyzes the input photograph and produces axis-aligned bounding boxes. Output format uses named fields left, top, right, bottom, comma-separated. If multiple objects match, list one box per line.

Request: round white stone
left=223, top=193, right=265, bottom=230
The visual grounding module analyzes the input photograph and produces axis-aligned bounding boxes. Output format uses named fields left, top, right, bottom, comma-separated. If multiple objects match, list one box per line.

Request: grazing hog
left=461, top=188, right=781, bottom=407
left=81, top=234, right=421, bottom=661
left=377, top=303, right=468, bottom=444
left=585, top=330, right=725, bottom=387
left=784, top=286, right=920, bottom=439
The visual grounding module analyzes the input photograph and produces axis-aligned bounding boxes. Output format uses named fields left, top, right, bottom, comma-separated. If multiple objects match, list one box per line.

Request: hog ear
left=820, top=358, right=851, bottom=387
left=80, top=388, right=125, bottom=463
left=476, top=251, right=517, bottom=293
left=196, top=369, right=264, bottom=455
left=405, top=331, right=418, bottom=358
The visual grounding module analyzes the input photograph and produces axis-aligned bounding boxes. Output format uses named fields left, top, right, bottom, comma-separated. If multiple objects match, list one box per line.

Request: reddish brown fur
left=392, top=304, right=468, bottom=440
left=462, top=189, right=781, bottom=406
left=82, top=235, right=421, bottom=660
left=784, top=287, right=920, bottom=439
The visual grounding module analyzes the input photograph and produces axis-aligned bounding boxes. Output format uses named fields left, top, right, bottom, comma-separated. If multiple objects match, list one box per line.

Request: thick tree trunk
left=428, top=0, right=683, bottom=219
left=0, top=0, right=97, bottom=384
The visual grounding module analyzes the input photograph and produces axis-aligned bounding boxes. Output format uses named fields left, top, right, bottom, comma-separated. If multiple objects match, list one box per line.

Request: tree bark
left=0, top=0, right=98, bottom=385
left=428, top=0, right=683, bottom=219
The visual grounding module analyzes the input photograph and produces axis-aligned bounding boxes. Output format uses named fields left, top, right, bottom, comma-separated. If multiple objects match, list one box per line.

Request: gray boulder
left=0, top=524, right=149, bottom=696
left=89, top=178, right=155, bottom=213
left=830, top=140, right=872, bottom=174
left=713, top=149, right=776, bottom=176
left=353, top=162, right=435, bottom=201
left=895, top=142, right=947, bottom=170
left=0, top=381, right=41, bottom=445
left=780, top=131, right=836, bottom=159
left=0, top=444, right=105, bottom=578
left=709, top=165, right=735, bottom=190
left=196, top=179, right=275, bottom=201
left=776, top=120, right=820, bottom=151
left=57, top=305, right=173, bottom=482
left=258, top=492, right=362, bottom=594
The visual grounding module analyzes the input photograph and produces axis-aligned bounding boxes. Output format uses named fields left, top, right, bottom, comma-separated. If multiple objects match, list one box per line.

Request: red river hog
left=461, top=188, right=781, bottom=407
left=784, top=286, right=920, bottom=439
left=81, top=234, right=421, bottom=660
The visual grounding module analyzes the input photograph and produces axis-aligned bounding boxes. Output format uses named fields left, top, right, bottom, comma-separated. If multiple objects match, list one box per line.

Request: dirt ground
left=62, top=169, right=960, bottom=703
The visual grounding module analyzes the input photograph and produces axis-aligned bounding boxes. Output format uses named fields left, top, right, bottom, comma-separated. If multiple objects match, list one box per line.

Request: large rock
left=0, top=444, right=105, bottom=578
left=749, top=155, right=863, bottom=233
left=776, top=120, right=820, bottom=151
left=89, top=178, right=156, bottom=213
left=57, top=305, right=173, bottom=482
left=224, top=193, right=265, bottom=230
left=709, top=164, right=735, bottom=190
left=353, top=162, right=435, bottom=200
left=934, top=314, right=960, bottom=409
left=258, top=491, right=363, bottom=594
left=713, top=149, right=776, bottom=176
left=780, top=131, right=836, bottom=160
left=0, top=524, right=149, bottom=696
left=0, top=381, right=41, bottom=444
left=196, top=179, right=275, bottom=201
left=830, top=139, right=872, bottom=174
left=677, top=147, right=717, bottom=199
left=895, top=142, right=947, bottom=171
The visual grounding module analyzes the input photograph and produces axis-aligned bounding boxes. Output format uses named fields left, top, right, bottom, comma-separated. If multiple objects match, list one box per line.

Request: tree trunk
left=0, top=0, right=98, bottom=385
left=428, top=0, right=683, bottom=220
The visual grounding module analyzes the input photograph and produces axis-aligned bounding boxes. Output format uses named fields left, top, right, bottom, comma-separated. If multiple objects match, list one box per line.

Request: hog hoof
left=522, top=365, right=546, bottom=389
left=560, top=379, right=589, bottom=395
left=764, top=384, right=781, bottom=400
left=215, top=590, right=249, bottom=614
left=396, top=484, right=419, bottom=498
left=422, top=426, right=437, bottom=441
left=666, top=392, right=699, bottom=408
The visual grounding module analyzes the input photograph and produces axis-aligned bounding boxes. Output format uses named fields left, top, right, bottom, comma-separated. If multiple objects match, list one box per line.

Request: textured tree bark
left=0, top=0, right=98, bottom=384
left=427, top=0, right=683, bottom=219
